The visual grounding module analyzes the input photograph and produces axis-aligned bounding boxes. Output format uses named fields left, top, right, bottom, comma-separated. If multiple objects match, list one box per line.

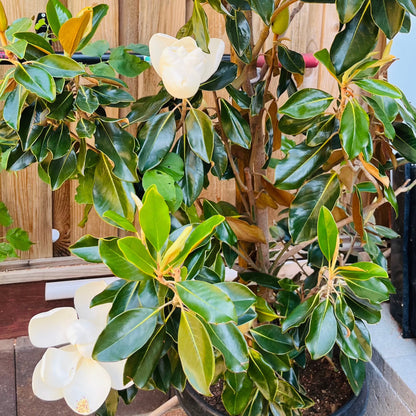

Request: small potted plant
left=1, top=0, right=415, bottom=414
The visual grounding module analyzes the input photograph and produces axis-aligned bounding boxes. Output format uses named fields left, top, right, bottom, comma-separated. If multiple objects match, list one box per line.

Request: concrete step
left=366, top=303, right=416, bottom=416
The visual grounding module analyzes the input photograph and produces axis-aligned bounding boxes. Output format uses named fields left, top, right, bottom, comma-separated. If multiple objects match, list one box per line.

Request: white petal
left=63, top=358, right=112, bottom=415
left=161, top=66, right=202, bottom=99
left=74, top=281, right=110, bottom=328
left=28, top=307, right=77, bottom=348
left=32, top=360, right=64, bottom=401
left=100, top=360, right=133, bottom=390
left=40, top=347, right=81, bottom=389
left=149, top=33, right=177, bottom=77
left=171, top=36, right=199, bottom=53
left=200, top=38, right=225, bottom=83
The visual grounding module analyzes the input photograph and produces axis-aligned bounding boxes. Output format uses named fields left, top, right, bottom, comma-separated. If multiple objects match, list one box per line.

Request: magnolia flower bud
left=149, top=33, right=225, bottom=99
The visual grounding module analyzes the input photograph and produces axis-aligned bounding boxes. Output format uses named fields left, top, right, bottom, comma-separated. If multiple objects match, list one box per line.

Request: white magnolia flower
left=149, top=33, right=225, bottom=99
left=28, top=280, right=132, bottom=415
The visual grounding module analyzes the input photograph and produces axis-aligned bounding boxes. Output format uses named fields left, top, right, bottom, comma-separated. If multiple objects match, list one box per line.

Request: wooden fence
left=0, top=0, right=340, bottom=265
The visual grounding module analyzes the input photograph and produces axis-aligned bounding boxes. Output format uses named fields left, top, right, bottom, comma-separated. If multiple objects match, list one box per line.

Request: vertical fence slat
left=0, top=0, right=52, bottom=259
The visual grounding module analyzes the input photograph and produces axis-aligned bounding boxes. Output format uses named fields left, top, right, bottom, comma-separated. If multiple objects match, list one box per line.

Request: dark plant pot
left=176, top=378, right=369, bottom=416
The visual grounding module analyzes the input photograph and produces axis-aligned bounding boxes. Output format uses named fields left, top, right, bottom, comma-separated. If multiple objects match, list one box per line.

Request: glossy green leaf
left=339, top=351, right=366, bottom=395
left=239, top=271, right=281, bottom=290
left=250, top=324, right=293, bottom=354
left=93, top=85, right=134, bottom=105
left=248, top=349, right=277, bottom=401
left=281, top=294, right=320, bottom=332
left=91, top=280, right=125, bottom=308
left=371, top=0, right=405, bottom=38
left=251, top=0, right=274, bottom=23
left=139, top=112, right=176, bottom=172
left=318, top=206, right=339, bottom=263
left=118, top=237, right=157, bottom=277
left=186, top=108, right=214, bottom=163
left=3, top=85, right=28, bottom=131
left=6, top=144, right=36, bottom=171
left=109, top=46, right=150, bottom=77
left=178, top=310, right=214, bottom=395
left=345, top=277, right=392, bottom=303
left=93, top=308, right=158, bottom=361
left=279, top=88, right=333, bottom=119
left=222, top=372, right=253, bottom=415
left=335, top=295, right=355, bottom=331
left=336, top=0, right=366, bottom=22
left=205, top=322, right=249, bottom=372
left=49, top=149, right=77, bottom=190
left=220, top=99, right=251, bottom=149
left=14, top=64, right=55, bottom=102
left=70, top=234, right=101, bottom=263
left=99, top=238, right=148, bottom=281
left=363, top=95, right=395, bottom=139
left=354, top=79, right=402, bottom=98
left=178, top=141, right=205, bottom=206
left=255, top=296, right=279, bottom=322
left=156, top=153, right=184, bottom=181
left=175, top=215, right=225, bottom=266
left=140, top=186, right=170, bottom=251
left=201, top=62, right=237, bottom=91
left=109, top=281, right=140, bottom=319
left=277, top=45, right=305, bottom=75
left=340, top=99, right=371, bottom=159
left=45, top=124, right=71, bottom=159
left=392, top=122, right=416, bottom=163
left=34, top=54, right=84, bottom=78
left=330, top=3, right=379, bottom=74
left=176, top=280, right=237, bottom=323
left=76, top=86, right=99, bottom=114
left=289, top=173, right=340, bottom=243
left=76, top=118, right=96, bottom=139
left=77, top=4, right=109, bottom=51
left=142, top=170, right=176, bottom=205
left=125, top=326, right=166, bottom=388
left=337, top=320, right=372, bottom=361
left=93, top=155, right=135, bottom=222
left=278, top=114, right=321, bottom=135
left=127, top=89, right=171, bottom=124
left=314, top=48, right=337, bottom=75
left=95, top=121, right=138, bottom=182
left=305, top=299, right=337, bottom=359
left=216, top=282, right=256, bottom=316
left=225, top=10, right=251, bottom=57
left=397, top=0, right=416, bottom=14
left=241, top=390, right=264, bottom=416
left=337, top=261, right=388, bottom=280
left=306, top=115, right=336, bottom=146
left=46, top=0, right=72, bottom=36
left=47, top=91, right=74, bottom=121
left=345, top=291, right=382, bottom=323
left=191, top=0, right=210, bottom=52
left=6, top=18, right=32, bottom=41
left=18, top=102, right=44, bottom=151
left=274, top=142, right=331, bottom=190
left=13, top=32, right=54, bottom=54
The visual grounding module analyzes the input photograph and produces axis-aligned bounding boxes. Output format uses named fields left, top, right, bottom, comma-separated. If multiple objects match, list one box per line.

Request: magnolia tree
left=1, top=0, right=416, bottom=415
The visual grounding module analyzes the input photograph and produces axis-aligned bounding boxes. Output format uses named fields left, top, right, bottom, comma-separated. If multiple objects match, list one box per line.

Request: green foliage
left=2, top=0, right=411, bottom=413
